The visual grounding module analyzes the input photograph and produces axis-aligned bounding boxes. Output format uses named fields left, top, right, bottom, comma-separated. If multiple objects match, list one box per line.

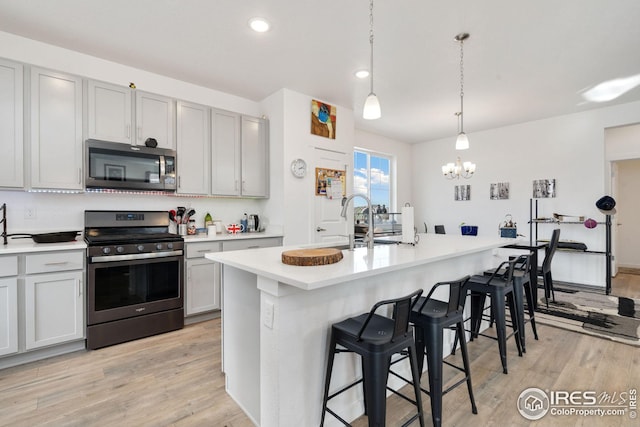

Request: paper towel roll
left=402, top=206, right=415, bottom=244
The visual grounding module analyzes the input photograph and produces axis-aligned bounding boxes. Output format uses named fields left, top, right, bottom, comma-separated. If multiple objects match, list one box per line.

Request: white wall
left=262, top=89, right=355, bottom=246
left=411, top=101, right=640, bottom=287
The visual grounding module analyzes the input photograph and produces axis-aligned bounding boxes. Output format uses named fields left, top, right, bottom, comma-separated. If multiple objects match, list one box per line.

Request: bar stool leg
left=512, top=278, right=526, bottom=352
left=320, top=333, right=338, bottom=427
left=408, top=343, right=426, bottom=427
left=490, top=290, right=509, bottom=374
left=456, top=321, right=478, bottom=414
left=523, top=279, right=539, bottom=340
left=361, top=354, right=391, bottom=426
left=423, top=322, right=444, bottom=427
left=506, top=293, right=523, bottom=357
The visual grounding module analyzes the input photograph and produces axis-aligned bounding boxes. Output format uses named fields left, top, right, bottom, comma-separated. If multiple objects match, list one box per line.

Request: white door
left=87, top=80, right=133, bottom=144
left=313, top=147, right=351, bottom=244
left=135, top=91, right=175, bottom=149
left=177, top=101, right=210, bottom=195
left=0, top=59, right=23, bottom=189
left=0, top=278, right=18, bottom=356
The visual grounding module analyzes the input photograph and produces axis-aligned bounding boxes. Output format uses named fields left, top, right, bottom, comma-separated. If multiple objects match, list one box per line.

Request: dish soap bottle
left=241, top=213, right=248, bottom=233
left=204, top=212, right=213, bottom=227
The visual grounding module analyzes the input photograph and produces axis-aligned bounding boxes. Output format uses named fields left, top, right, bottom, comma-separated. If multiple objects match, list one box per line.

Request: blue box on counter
left=500, top=227, right=517, bottom=238
left=461, top=225, right=478, bottom=236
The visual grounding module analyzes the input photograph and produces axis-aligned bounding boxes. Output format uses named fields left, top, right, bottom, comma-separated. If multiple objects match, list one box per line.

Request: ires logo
left=550, top=391, right=597, bottom=405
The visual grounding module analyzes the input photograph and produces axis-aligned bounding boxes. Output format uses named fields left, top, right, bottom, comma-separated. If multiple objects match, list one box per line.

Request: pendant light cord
left=459, top=36, right=465, bottom=133
left=369, top=0, right=375, bottom=95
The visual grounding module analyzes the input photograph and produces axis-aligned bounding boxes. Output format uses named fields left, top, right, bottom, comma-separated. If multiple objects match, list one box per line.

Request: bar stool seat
left=320, top=289, right=425, bottom=427
left=410, top=276, right=477, bottom=427
left=464, top=258, right=523, bottom=374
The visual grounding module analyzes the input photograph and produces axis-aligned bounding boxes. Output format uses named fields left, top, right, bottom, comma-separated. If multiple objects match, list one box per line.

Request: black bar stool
left=410, top=276, right=477, bottom=427
left=484, top=254, right=538, bottom=351
left=320, top=289, right=425, bottom=427
left=463, top=258, right=523, bottom=374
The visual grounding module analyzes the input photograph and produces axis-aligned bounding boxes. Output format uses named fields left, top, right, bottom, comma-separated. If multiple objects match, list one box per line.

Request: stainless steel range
left=84, top=210, right=184, bottom=350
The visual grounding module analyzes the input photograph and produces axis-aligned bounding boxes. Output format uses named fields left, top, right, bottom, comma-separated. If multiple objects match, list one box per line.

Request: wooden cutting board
left=281, top=248, right=343, bottom=266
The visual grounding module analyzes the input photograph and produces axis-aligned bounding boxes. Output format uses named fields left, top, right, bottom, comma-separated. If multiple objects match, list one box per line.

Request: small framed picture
left=105, top=164, right=126, bottom=181
left=455, top=185, right=471, bottom=201
left=532, top=179, right=556, bottom=198
left=490, top=182, right=510, bottom=200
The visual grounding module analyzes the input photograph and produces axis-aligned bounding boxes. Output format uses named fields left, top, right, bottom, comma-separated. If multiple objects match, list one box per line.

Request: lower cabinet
left=184, top=236, right=283, bottom=318
left=0, top=277, right=18, bottom=357
left=185, top=241, right=222, bottom=316
left=24, top=271, right=84, bottom=350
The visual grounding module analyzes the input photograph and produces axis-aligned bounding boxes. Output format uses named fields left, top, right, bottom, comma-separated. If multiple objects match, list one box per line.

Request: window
left=353, top=149, right=392, bottom=214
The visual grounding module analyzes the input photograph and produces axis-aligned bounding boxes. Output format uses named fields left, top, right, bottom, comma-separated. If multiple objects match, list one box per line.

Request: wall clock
left=290, top=158, right=307, bottom=178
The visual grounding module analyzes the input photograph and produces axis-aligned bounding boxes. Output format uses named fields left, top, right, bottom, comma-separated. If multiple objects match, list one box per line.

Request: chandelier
left=442, top=156, right=476, bottom=179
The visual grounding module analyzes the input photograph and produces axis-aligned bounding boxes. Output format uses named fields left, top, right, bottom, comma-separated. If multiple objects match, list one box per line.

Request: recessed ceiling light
left=355, top=70, right=370, bottom=79
left=249, top=17, right=270, bottom=33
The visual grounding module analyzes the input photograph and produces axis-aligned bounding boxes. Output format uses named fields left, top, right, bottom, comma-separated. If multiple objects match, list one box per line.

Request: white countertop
left=206, top=233, right=513, bottom=291
left=0, top=238, right=87, bottom=254
left=183, top=231, right=283, bottom=243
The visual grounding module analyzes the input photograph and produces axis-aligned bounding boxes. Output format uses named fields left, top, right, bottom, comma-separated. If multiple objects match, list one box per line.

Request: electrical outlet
left=24, top=207, right=36, bottom=219
left=263, top=301, right=274, bottom=329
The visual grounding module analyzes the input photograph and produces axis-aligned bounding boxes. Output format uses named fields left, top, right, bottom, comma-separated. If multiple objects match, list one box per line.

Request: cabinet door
left=135, top=91, right=175, bottom=149
left=185, top=258, right=220, bottom=315
left=87, top=80, right=133, bottom=144
left=30, top=67, right=83, bottom=190
left=241, top=116, right=269, bottom=197
left=211, top=109, right=241, bottom=196
left=177, top=101, right=210, bottom=195
left=0, top=59, right=23, bottom=188
left=24, top=271, right=84, bottom=350
left=0, top=278, right=18, bottom=356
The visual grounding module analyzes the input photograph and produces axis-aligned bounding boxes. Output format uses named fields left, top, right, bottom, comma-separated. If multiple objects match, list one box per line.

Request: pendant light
left=455, top=33, right=469, bottom=150
left=363, top=0, right=381, bottom=120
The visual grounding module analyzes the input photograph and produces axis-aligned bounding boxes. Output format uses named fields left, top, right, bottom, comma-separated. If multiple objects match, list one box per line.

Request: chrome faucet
left=341, top=194, right=374, bottom=249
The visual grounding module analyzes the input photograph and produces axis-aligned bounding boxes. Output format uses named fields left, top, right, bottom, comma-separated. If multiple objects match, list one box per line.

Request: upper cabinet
left=211, top=109, right=269, bottom=198
left=176, top=101, right=210, bottom=195
left=86, top=80, right=132, bottom=144
left=135, top=91, right=175, bottom=149
left=0, top=59, right=23, bottom=189
left=241, top=115, right=269, bottom=198
left=87, top=80, right=175, bottom=149
left=29, top=67, right=83, bottom=190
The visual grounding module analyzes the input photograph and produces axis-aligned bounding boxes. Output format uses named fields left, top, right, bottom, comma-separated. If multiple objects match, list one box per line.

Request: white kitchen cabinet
left=185, top=241, right=221, bottom=316
left=87, top=80, right=133, bottom=144
left=23, top=250, right=84, bottom=351
left=24, top=271, right=84, bottom=350
left=177, top=101, right=210, bottom=195
left=135, top=91, right=175, bottom=149
left=87, top=81, right=175, bottom=149
left=30, top=67, right=83, bottom=190
left=221, top=237, right=283, bottom=252
left=211, top=108, right=242, bottom=196
left=0, top=59, right=23, bottom=189
left=241, top=115, right=269, bottom=197
left=0, top=255, right=18, bottom=357
left=211, top=110, right=269, bottom=197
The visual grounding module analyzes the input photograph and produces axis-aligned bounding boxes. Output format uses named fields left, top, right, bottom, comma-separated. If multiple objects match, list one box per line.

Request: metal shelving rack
left=529, top=199, right=612, bottom=294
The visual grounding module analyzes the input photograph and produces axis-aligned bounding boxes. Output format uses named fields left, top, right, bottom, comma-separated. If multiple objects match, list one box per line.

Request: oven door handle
left=90, top=250, right=184, bottom=263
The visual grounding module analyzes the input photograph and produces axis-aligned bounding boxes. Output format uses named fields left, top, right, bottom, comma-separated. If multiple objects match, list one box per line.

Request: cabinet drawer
left=0, top=256, right=18, bottom=277
left=186, top=242, right=222, bottom=259
left=222, top=237, right=282, bottom=252
left=25, top=251, right=84, bottom=274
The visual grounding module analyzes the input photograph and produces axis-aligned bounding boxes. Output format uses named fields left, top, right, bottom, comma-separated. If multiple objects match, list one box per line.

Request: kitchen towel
left=402, top=205, right=415, bottom=244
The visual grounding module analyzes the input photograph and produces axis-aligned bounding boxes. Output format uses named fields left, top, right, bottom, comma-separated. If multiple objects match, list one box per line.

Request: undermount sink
left=327, top=240, right=400, bottom=251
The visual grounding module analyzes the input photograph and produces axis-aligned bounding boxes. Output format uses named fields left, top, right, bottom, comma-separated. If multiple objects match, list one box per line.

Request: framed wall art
left=311, top=99, right=336, bottom=139
left=490, top=182, right=510, bottom=200
left=455, top=184, right=471, bottom=201
left=532, top=179, right=556, bottom=198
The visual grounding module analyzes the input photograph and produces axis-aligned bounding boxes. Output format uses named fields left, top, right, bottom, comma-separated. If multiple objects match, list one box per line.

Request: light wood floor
left=0, top=274, right=638, bottom=427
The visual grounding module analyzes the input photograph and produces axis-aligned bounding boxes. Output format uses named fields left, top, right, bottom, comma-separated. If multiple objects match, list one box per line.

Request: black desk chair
left=320, top=290, right=425, bottom=427
left=538, top=229, right=560, bottom=308
left=410, top=276, right=477, bottom=427
left=434, top=225, right=446, bottom=234
left=455, top=258, right=523, bottom=374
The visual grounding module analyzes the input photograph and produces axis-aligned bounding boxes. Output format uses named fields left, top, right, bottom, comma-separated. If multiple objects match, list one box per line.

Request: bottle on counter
left=187, top=219, right=197, bottom=235
left=241, top=213, right=248, bottom=233
left=204, top=212, right=213, bottom=227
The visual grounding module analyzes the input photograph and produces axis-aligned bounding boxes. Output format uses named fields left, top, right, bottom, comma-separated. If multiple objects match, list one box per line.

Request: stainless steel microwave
left=85, top=139, right=177, bottom=192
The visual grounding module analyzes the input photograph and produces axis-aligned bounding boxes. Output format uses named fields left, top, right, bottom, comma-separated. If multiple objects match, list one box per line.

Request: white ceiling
left=1, top=0, right=639, bottom=143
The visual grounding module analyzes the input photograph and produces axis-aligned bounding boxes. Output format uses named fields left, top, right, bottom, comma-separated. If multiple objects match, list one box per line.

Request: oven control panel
left=88, top=240, right=184, bottom=259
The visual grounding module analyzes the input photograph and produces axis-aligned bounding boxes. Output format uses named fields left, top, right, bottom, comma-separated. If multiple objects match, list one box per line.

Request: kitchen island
left=205, top=233, right=510, bottom=427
